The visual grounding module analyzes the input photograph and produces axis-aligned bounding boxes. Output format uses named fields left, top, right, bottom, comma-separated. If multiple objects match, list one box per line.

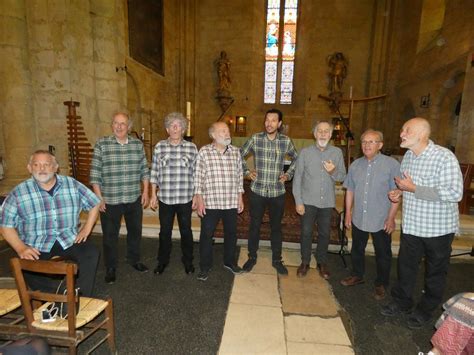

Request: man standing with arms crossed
left=91, top=111, right=150, bottom=284
left=240, top=109, right=298, bottom=275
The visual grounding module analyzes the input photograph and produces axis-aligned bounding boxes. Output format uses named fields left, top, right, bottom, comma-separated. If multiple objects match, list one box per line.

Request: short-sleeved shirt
left=240, top=132, right=298, bottom=198
left=90, top=135, right=150, bottom=205
left=292, top=144, right=346, bottom=208
left=150, top=139, right=198, bottom=205
left=343, top=153, right=400, bottom=232
left=194, top=144, right=244, bottom=210
left=0, top=175, right=100, bottom=252
left=400, top=140, right=463, bottom=237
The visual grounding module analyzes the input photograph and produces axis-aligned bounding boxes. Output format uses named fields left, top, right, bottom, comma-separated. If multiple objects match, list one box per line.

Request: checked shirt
left=400, top=140, right=463, bottom=237
left=150, top=139, right=198, bottom=205
left=240, top=132, right=298, bottom=198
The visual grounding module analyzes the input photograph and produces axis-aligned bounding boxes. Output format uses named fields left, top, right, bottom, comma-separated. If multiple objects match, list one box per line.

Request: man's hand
left=150, top=195, right=158, bottom=211
left=141, top=191, right=150, bottom=208
left=296, top=204, right=305, bottom=216
left=395, top=172, right=416, bottom=193
left=238, top=194, right=244, bottom=214
left=98, top=200, right=106, bottom=213
left=74, top=229, right=90, bottom=243
left=193, top=194, right=206, bottom=217
left=18, top=246, right=41, bottom=260
left=247, top=170, right=257, bottom=181
left=323, top=160, right=336, bottom=175
left=279, top=173, right=289, bottom=183
left=384, top=217, right=396, bottom=234
left=388, top=189, right=402, bottom=203
left=344, top=210, right=352, bottom=230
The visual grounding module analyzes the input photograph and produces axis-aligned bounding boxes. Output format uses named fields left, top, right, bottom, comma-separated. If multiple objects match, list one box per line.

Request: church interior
left=0, top=0, right=473, bottom=354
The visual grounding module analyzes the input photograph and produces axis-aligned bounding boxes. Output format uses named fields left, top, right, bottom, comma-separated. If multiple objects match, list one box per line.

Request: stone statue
left=216, top=51, right=231, bottom=93
left=327, top=52, right=348, bottom=94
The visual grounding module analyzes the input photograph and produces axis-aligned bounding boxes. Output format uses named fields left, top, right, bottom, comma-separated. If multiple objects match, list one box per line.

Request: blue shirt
left=0, top=175, right=100, bottom=252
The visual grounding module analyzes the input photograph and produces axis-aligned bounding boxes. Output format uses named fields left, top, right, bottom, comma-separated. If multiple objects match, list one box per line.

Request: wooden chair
left=0, top=287, right=26, bottom=342
left=10, top=258, right=116, bottom=355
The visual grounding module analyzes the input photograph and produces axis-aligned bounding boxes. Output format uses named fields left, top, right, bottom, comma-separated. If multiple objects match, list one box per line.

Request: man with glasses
left=340, top=129, right=400, bottom=300
left=293, top=121, right=346, bottom=279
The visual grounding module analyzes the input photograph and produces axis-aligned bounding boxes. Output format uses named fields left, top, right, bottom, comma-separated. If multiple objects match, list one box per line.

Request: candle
left=186, top=101, right=191, bottom=136
left=349, top=86, right=353, bottom=99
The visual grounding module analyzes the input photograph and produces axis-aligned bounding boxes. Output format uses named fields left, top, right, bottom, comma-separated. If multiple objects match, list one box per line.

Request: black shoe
left=197, top=271, right=208, bottom=281
left=380, top=301, right=411, bottom=317
left=154, top=264, right=167, bottom=275
left=242, top=258, right=257, bottom=272
left=105, top=268, right=116, bottom=284
left=224, top=264, right=244, bottom=275
left=406, top=310, right=431, bottom=329
left=132, top=262, right=149, bottom=273
left=272, top=260, right=288, bottom=275
left=184, top=264, right=195, bottom=274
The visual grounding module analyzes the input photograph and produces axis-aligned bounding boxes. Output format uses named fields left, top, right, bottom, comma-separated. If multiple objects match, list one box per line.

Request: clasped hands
left=247, top=170, right=289, bottom=183
left=388, top=171, right=416, bottom=202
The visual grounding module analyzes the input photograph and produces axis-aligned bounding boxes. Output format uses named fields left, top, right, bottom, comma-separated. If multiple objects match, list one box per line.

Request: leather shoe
left=406, top=310, right=431, bottom=329
left=154, top=264, right=167, bottom=274
left=105, top=268, right=116, bottom=284
left=374, top=285, right=386, bottom=301
left=184, top=264, right=195, bottom=274
left=317, top=264, right=330, bottom=280
left=132, top=262, right=149, bottom=273
left=296, top=263, right=309, bottom=277
left=340, top=276, right=364, bottom=287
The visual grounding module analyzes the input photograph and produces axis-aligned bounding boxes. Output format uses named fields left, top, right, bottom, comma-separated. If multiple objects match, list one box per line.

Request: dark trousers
left=158, top=200, right=194, bottom=266
left=248, top=191, right=285, bottom=262
left=300, top=205, right=332, bottom=265
left=350, top=224, right=392, bottom=287
left=391, top=232, right=454, bottom=316
left=100, top=197, right=143, bottom=269
left=199, top=209, right=238, bottom=272
left=24, top=240, right=99, bottom=297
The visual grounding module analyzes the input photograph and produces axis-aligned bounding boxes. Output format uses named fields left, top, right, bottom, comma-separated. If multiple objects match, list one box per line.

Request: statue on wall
left=327, top=52, right=348, bottom=95
left=215, top=51, right=234, bottom=113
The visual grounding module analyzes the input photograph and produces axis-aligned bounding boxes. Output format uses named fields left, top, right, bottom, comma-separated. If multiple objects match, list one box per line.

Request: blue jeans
left=247, top=191, right=285, bottom=262
left=199, top=209, right=238, bottom=272
left=300, top=205, right=332, bottom=264
left=100, top=197, right=143, bottom=269
left=158, top=200, right=193, bottom=266
left=350, top=224, right=392, bottom=287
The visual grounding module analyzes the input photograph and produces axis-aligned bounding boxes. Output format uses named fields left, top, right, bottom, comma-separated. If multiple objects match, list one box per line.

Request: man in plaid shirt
left=381, top=117, right=463, bottom=329
left=150, top=112, right=198, bottom=275
left=90, top=111, right=150, bottom=284
left=240, top=109, right=298, bottom=275
left=193, top=122, right=244, bottom=281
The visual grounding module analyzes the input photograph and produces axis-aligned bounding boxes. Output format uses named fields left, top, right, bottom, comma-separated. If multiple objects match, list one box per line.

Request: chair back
left=10, top=258, right=79, bottom=337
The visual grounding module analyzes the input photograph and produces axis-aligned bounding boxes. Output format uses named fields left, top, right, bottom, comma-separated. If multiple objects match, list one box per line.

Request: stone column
left=0, top=0, right=35, bottom=179
left=456, top=51, right=474, bottom=163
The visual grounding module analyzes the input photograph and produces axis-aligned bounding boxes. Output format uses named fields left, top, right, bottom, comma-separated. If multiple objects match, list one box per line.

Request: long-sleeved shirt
left=292, top=144, right=346, bottom=208
left=194, top=144, right=244, bottom=210
left=0, top=175, right=100, bottom=252
left=90, top=135, right=150, bottom=205
left=400, top=140, right=463, bottom=237
left=150, top=139, right=198, bottom=205
left=240, top=132, right=298, bottom=198
left=343, top=153, right=400, bottom=232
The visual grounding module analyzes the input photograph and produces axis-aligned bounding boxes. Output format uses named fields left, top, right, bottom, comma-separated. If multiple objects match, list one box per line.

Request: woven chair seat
left=0, top=289, right=21, bottom=316
left=32, top=297, right=108, bottom=331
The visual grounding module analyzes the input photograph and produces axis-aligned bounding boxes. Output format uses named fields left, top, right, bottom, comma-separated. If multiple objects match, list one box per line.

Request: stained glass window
left=264, top=0, right=299, bottom=104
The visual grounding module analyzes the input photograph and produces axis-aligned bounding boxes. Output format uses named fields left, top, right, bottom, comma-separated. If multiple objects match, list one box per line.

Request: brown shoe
left=374, top=285, right=386, bottom=301
left=340, top=276, right=365, bottom=287
left=317, top=264, right=330, bottom=280
left=296, top=263, right=309, bottom=277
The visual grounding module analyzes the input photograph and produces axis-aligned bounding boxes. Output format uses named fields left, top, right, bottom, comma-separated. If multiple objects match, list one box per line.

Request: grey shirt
left=343, top=153, right=400, bottom=233
left=293, top=144, right=346, bottom=208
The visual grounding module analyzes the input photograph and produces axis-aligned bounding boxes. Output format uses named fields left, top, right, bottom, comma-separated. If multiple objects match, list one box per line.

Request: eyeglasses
left=361, top=140, right=380, bottom=145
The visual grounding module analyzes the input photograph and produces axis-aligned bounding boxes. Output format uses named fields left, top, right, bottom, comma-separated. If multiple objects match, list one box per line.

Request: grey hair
left=29, top=149, right=59, bottom=167
left=361, top=129, right=384, bottom=142
left=312, top=120, right=334, bottom=134
left=164, top=112, right=188, bottom=133
left=111, top=111, right=133, bottom=129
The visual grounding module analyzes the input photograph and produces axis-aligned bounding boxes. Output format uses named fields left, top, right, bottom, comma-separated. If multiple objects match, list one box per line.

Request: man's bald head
left=400, top=117, right=431, bottom=154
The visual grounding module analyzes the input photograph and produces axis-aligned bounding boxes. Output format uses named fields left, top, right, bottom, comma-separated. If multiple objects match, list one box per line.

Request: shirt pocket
left=181, top=155, right=191, bottom=167
left=159, top=154, right=170, bottom=167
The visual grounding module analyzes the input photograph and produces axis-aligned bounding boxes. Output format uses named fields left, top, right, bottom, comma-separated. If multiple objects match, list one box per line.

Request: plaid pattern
left=400, top=141, right=463, bottom=237
left=240, top=132, right=298, bottom=197
left=0, top=175, right=100, bottom=252
left=194, top=144, right=244, bottom=210
left=90, top=135, right=150, bottom=205
left=150, top=139, right=198, bottom=204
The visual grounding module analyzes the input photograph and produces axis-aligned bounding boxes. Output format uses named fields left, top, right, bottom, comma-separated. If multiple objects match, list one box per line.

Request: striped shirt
left=90, top=135, right=150, bottom=205
left=240, top=132, right=298, bottom=198
left=0, top=175, right=100, bottom=252
left=150, top=139, right=198, bottom=205
left=194, top=144, right=244, bottom=210
left=400, top=140, right=463, bottom=237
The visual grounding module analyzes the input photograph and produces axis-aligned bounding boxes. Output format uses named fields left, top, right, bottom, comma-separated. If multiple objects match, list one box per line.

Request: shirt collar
left=365, top=152, right=381, bottom=163
left=167, top=138, right=185, bottom=147
left=113, top=135, right=129, bottom=145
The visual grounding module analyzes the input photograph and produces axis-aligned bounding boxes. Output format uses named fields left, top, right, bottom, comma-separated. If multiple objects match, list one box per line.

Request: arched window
left=264, top=0, right=299, bottom=104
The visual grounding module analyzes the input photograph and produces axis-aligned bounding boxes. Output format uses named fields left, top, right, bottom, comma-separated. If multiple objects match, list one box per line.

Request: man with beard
left=382, top=117, right=463, bottom=329
left=240, top=109, right=298, bottom=275
left=193, top=122, right=244, bottom=281
left=0, top=150, right=100, bottom=296
left=293, top=121, right=346, bottom=279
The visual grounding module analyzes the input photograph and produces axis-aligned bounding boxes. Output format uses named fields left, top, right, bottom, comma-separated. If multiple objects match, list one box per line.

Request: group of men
left=0, top=109, right=463, bottom=329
